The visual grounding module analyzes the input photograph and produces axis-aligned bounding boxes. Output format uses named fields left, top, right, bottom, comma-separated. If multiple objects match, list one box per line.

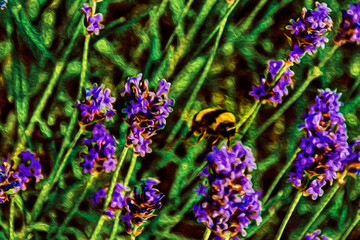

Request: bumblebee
left=184, top=108, right=236, bottom=146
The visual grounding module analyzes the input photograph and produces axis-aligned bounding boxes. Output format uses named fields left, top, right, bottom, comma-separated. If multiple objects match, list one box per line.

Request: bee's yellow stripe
left=194, top=108, right=218, bottom=122
left=209, top=112, right=235, bottom=131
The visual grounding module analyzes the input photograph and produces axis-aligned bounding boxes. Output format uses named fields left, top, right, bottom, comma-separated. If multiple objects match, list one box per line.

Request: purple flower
left=79, top=3, right=104, bottom=35
left=249, top=60, right=294, bottom=106
left=77, top=84, right=115, bottom=125
left=122, top=74, right=174, bottom=157
left=79, top=3, right=92, bottom=22
left=91, top=183, right=129, bottom=218
left=306, top=180, right=325, bottom=200
left=87, top=14, right=104, bottom=35
left=287, top=19, right=306, bottom=35
left=121, top=179, right=164, bottom=237
left=289, top=89, right=349, bottom=200
left=90, top=188, right=106, bottom=206
left=335, top=1, right=360, bottom=45
left=194, top=185, right=207, bottom=199
left=305, top=229, right=332, bottom=240
left=0, top=151, right=42, bottom=203
left=249, top=77, right=266, bottom=100
left=81, top=123, right=117, bottom=173
left=13, top=151, right=43, bottom=190
left=288, top=43, right=305, bottom=63
left=105, top=209, right=115, bottom=218
left=91, top=178, right=163, bottom=237
left=286, top=2, right=333, bottom=63
left=110, top=183, right=129, bottom=209
left=193, top=142, right=262, bottom=238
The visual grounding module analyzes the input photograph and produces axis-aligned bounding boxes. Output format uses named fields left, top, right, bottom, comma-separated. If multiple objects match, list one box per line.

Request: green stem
left=131, top=225, right=139, bottom=240
left=90, top=149, right=134, bottom=240
left=262, top=148, right=300, bottom=203
left=106, top=147, right=129, bottom=208
left=318, top=45, right=338, bottom=68
left=11, top=9, right=84, bottom=166
left=237, top=59, right=290, bottom=135
left=274, top=190, right=302, bottom=240
left=54, top=175, right=95, bottom=238
left=342, top=75, right=360, bottom=114
left=162, top=0, right=217, bottom=79
left=298, top=182, right=341, bottom=239
left=178, top=0, right=240, bottom=63
left=51, top=112, right=78, bottom=179
left=125, top=153, right=137, bottom=186
left=28, top=6, right=93, bottom=223
left=79, top=34, right=91, bottom=98
left=246, top=189, right=285, bottom=238
left=237, top=0, right=268, bottom=35
left=235, top=102, right=258, bottom=131
left=203, top=228, right=211, bottom=240
left=346, top=75, right=360, bottom=103
left=239, top=102, right=262, bottom=138
left=29, top=129, right=83, bottom=222
left=162, top=0, right=195, bottom=56
left=341, top=210, right=360, bottom=240
left=165, top=14, right=228, bottom=144
left=109, top=153, right=138, bottom=240
left=109, top=211, right=122, bottom=240
left=91, top=0, right=97, bottom=15
left=94, top=9, right=152, bottom=42
left=9, top=199, right=14, bottom=240
left=143, top=156, right=207, bottom=236
left=143, top=0, right=170, bottom=78
left=253, top=45, right=339, bottom=140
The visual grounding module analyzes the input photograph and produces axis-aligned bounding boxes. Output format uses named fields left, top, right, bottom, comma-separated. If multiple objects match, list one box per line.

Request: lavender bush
left=1, top=0, right=360, bottom=240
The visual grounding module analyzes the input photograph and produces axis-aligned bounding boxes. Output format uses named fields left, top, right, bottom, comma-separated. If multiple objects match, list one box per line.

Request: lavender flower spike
left=122, top=74, right=174, bottom=157
left=122, top=179, right=164, bottom=238
left=90, top=183, right=130, bottom=218
left=193, top=142, right=262, bottom=239
left=77, top=84, right=115, bottom=125
left=288, top=89, right=349, bottom=200
left=79, top=3, right=104, bottom=35
left=286, top=2, right=333, bottom=63
left=81, top=123, right=117, bottom=173
left=1, top=151, right=43, bottom=203
left=249, top=60, right=294, bottom=106
left=335, top=1, right=360, bottom=45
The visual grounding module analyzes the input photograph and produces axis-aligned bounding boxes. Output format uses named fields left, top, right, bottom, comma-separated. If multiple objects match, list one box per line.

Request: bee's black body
left=185, top=108, right=236, bottom=146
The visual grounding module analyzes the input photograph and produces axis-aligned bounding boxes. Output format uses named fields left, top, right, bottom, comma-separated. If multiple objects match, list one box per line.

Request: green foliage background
left=1, top=0, right=360, bottom=239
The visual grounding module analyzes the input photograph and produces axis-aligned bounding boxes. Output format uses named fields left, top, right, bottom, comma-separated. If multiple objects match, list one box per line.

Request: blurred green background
left=1, top=0, right=360, bottom=239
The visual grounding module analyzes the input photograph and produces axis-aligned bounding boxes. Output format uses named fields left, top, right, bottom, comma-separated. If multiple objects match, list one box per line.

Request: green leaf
left=38, top=119, right=53, bottom=138
left=30, top=222, right=50, bottom=232
left=9, top=1, right=53, bottom=61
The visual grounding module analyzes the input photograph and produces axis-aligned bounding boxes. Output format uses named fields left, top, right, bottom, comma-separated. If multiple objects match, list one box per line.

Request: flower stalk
left=274, top=190, right=302, bottom=240
left=90, top=151, right=136, bottom=240
left=341, top=210, right=360, bottom=240
left=298, top=182, right=340, bottom=239
left=108, top=153, right=138, bottom=240
left=29, top=128, right=84, bottom=223
left=203, top=228, right=211, bottom=240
